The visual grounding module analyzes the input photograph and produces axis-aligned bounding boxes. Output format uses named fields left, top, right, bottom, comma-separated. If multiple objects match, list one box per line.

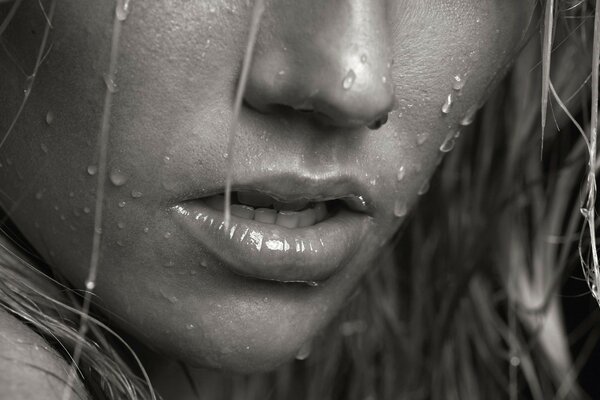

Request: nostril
left=367, top=113, right=389, bottom=130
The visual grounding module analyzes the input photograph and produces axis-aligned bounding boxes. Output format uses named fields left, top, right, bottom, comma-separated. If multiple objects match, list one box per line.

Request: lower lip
left=171, top=201, right=370, bottom=283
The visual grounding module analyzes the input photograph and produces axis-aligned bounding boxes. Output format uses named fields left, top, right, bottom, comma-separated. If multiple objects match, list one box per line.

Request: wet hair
left=0, top=0, right=599, bottom=399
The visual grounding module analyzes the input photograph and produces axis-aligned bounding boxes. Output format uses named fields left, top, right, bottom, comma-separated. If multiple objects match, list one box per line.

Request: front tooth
left=297, top=208, right=317, bottom=228
left=205, top=194, right=225, bottom=211
left=314, top=202, right=327, bottom=222
left=230, top=204, right=255, bottom=220
left=237, top=191, right=273, bottom=208
left=275, top=210, right=300, bottom=229
left=254, top=208, right=277, bottom=224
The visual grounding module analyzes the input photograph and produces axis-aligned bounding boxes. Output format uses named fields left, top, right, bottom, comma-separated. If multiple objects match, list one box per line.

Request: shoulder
left=0, top=308, right=90, bottom=400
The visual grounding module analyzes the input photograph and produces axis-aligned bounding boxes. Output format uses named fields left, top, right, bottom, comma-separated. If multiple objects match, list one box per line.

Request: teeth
left=254, top=208, right=277, bottom=224
left=202, top=195, right=332, bottom=228
left=275, top=210, right=300, bottom=229
left=230, top=204, right=255, bottom=219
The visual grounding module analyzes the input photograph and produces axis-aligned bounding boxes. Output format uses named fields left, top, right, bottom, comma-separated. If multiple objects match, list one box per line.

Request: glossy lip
left=170, top=173, right=374, bottom=283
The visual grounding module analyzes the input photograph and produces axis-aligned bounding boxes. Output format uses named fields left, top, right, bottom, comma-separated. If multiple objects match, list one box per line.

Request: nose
left=244, top=0, right=395, bottom=129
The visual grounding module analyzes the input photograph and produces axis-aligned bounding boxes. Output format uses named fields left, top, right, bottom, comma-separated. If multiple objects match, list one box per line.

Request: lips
left=171, top=178, right=373, bottom=284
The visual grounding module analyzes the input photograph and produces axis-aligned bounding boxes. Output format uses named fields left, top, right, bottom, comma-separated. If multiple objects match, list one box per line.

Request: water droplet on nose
left=418, top=180, right=431, bottom=196
left=109, top=169, right=128, bottom=186
left=103, top=74, right=117, bottom=93
left=360, top=54, right=367, bottom=63
left=342, top=69, right=356, bottom=90
left=115, top=0, right=130, bottom=21
left=397, top=166, right=406, bottom=182
left=394, top=199, right=408, bottom=218
left=45, top=111, right=54, bottom=125
left=131, top=190, right=143, bottom=198
left=439, top=131, right=457, bottom=153
left=452, top=75, right=466, bottom=91
left=87, top=165, right=98, bottom=176
left=460, top=105, right=478, bottom=126
left=416, top=132, right=428, bottom=146
left=117, top=221, right=125, bottom=229
left=441, top=94, right=453, bottom=114
left=118, top=201, right=126, bottom=208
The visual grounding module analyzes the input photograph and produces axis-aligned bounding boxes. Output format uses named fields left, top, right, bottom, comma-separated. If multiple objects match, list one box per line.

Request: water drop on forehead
left=393, top=199, right=408, bottom=218
left=109, top=169, right=128, bottom=186
left=87, top=165, right=98, bottom=176
left=342, top=69, right=356, bottom=90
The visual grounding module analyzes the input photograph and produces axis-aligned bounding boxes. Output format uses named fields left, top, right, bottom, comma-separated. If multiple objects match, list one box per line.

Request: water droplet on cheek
left=115, top=0, right=131, bottom=21
left=439, top=131, right=457, bottom=153
left=109, top=169, right=128, bottom=186
left=295, top=341, right=312, bottom=360
left=460, top=105, right=478, bottom=126
left=87, top=165, right=98, bottom=176
left=418, top=180, right=431, bottom=196
left=416, top=132, right=428, bottom=146
left=342, top=69, right=356, bottom=90
left=452, top=75, right=466, bottom=91
left=441, top=94, right=453, bottom=114
left=393, top=199, right=408, bottom=218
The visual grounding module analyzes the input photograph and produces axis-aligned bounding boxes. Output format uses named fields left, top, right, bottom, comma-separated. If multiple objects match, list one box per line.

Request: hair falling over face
left=1, top=1, right=600, bottom=400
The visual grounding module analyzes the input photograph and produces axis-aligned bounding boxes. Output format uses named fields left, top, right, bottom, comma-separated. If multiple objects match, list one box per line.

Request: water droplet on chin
left=418, top=180, right=431, bottom=196
left=109, top=169, right=128, bottom=186
left=452, top=75, right=466, bottom=91
left=103, top=74, right=117, bottom=93
left=441, top=93, right=453, bottom=114
left=87, top=165, right=98, bottom=176
left=416, top=132, right=428, bottom=146
left=397, top=166, right=406, bottom=182
left=439, top=131, right=456, bottom=153
left=115, top=0, right=130, bottom=21
left=45, top=111, right=54, bottom=125
left=342, top=69, right=356, bottom=90
left=393, top=199, right=408, bottom=218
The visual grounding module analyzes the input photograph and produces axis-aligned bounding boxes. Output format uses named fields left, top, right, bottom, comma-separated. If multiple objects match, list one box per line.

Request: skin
left=0, top=0, right=536, bottom=376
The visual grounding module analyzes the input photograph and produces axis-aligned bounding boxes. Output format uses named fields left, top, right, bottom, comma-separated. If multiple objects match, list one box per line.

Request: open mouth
left=202, top=191, right=349, bottom=228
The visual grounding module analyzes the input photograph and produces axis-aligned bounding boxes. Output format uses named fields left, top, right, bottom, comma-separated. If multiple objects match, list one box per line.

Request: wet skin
left=0, top=0, right=536, bottom=372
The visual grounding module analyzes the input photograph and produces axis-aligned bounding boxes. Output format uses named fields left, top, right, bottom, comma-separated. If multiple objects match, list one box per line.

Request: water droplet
left=164, top=261, right=175, bottom=268
left=115, top=0, right=130, bottom=21
left=277, top=69, right=285, bottom=76
left=393, top=199, right=408, bottom=217
left=200, top=259, right=208, bottom=267
left=416, top=132, right=428, bottom=146
left=103, top=74, right=117, bottom=93
left=452, top=75, right=465, bottom=91
left=168, top=296, right=178, bottom=303
left=460, top=105, right=478, bottom=126
left=397, top=166, right=406, bottom=182
left=418, top=180, right=430, bottom=196
left=143, top=227, right=149, bottom=233
left=306, top=281, right=319, bottom=287
left=342, top=69, right=356, bottom=90
left=109, top=169, right=128, bottom=186
left=118, top=201, right=126, bottom=208
left=117, top=221, right=125, bottom=229
left=69, top=191, right=75, bottom=198
left=94, top=227, right=103, bottom=234
left=454, top=130, right=461, bottom=139
left=163, top=155, right=171, bottom=163
left=186, top=324, right=195, bottom=330
left=381, top=76, right=387, bottom=84
left=23, top=75, right=34, bottom=96
left=45, top=111, right=54, bottom=125
left=60, top=214, right=66, bottom=221
left=441, top=93, right=453, bottom=114
left=87, top=165, right=98, bottom=176
left=85, top=280, right=95, bottom=290
left=117, top=240, right=124, bottom=247
left=439, top=131, right=456, bottom=153
left=164, top=232, right=172, bottom=239
left=295, top=341, right=312, bottom=360
left=360, top=54, right=367, bottom=63
left=83, top=207, right=91, bottom=214
left=131, top=190, right=143, bottom=198
left=35, top=191, right=43, bottom=200
left=510, top=356, right=521, bottom=367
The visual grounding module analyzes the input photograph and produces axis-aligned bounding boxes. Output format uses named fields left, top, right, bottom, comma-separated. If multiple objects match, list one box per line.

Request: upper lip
left=177, top=170, right=375, bottom=214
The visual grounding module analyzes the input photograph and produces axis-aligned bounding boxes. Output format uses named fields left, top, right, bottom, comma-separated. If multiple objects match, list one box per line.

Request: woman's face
left=0, top=0, right=535, bottom=371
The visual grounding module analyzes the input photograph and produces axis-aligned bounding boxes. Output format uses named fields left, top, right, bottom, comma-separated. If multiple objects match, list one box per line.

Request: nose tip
left=243, top=1, right=395, bottom=129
